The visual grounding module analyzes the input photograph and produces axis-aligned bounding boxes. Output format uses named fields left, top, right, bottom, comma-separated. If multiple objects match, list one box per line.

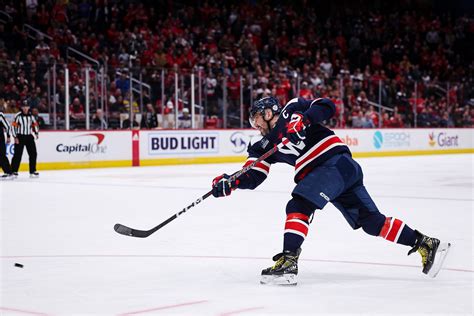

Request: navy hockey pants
left=292, top=153, right=385, bottom=236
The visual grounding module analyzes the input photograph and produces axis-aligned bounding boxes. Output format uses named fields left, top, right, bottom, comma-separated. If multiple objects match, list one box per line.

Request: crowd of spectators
left=0, top=0, right=472, bottom=129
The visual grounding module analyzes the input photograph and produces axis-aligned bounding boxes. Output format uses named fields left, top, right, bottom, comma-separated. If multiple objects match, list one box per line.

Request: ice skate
left=30, top=172, right=40, bottom=178
left=260, top=248, right=301, bottom=285
left=12, top=172, right=18, bottom=179
left=0, top=174, right=14, bottom=180
left=408, top=230, right=451, bottom=278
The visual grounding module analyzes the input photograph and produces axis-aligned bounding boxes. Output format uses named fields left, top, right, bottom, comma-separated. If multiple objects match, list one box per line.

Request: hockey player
left=211, top=96, right=450, bottom=285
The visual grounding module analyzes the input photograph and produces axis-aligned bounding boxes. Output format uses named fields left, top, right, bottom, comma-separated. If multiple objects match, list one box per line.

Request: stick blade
left=114, top=223, right=133, bottom=236
left=114, top=223, right=152, bottom=238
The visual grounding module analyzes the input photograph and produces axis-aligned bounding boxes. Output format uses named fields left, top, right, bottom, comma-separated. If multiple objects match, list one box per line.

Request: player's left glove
left=212, top=174, right=240, bottom=198
left=287, top=112, right=310, bottom=144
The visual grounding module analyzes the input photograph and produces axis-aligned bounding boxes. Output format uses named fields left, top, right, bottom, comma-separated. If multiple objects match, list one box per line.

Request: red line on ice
left=0, top=307, right=50, bottom=316
left=219, top=306, right=265, bottom=315
left=117, top=300, right=208, bottom=315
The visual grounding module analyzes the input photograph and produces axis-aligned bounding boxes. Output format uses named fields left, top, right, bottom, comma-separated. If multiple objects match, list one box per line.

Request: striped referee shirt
left=0, top=112, right=11, bottom=137
left=11, top=111, right=39, bottom=138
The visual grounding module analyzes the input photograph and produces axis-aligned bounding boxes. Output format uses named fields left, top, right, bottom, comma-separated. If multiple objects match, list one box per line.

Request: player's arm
left=0, top=113, right=11, bottom=139
left=32, top=116, right=39, bottom=138
left=11, top=113, right=19, bottom=139
left=286, top=98, right=336, bottom=144
left=285, top=97, right=336, bottom=124
left=211, top=140, right=272, bottom=197
left=233, top=156, right=270, bottom=190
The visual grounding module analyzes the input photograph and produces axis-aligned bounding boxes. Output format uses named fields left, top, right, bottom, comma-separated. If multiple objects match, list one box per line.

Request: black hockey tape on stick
left=114, top=138, right=290, bottom=238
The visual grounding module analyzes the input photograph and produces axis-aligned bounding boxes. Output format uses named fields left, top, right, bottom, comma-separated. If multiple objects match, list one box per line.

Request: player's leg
left=261, top=154, right=345, bottom=285
left=332, top=184, right=418, bottom=246
left=0, top=136, right=13, bottom=178
left=25, top=135, right=38, bottom=176
left=11, top=139, right=25, bottom=175
left=260, top=196, right=316, bottom=285
left=332, top=161, right=450, bottom=277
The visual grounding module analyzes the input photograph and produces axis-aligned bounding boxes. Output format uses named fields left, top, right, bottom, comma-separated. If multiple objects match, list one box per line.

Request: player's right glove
left=287, top=112, right=310, bottom=144
left=212, top=174, right=239, bottom=198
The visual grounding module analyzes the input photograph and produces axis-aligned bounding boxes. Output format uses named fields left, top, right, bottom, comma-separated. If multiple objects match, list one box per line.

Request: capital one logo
left=56, top=133, right=107, bottom=155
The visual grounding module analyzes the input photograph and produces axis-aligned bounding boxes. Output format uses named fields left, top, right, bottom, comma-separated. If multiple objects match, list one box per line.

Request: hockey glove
left=212, top=174, right=239, bottom=198
left=287, top=112, right=310, bottom=144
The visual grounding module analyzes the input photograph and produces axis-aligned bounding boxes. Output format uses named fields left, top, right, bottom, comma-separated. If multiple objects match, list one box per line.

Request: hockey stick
left=114, top=138, right=290, bottom=238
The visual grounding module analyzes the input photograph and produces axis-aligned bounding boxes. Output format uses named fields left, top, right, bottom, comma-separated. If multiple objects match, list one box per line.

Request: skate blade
left=428, top=242, right=451, bottom=278
left=260, top=274, right=297, bottom=286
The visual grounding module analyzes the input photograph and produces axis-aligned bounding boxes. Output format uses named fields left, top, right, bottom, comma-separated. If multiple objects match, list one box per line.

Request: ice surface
left=1, top=154, right=473, bottom=315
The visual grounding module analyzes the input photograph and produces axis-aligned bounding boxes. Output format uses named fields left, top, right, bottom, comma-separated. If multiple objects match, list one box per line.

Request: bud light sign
left=148, top=132, right=218, bottom=155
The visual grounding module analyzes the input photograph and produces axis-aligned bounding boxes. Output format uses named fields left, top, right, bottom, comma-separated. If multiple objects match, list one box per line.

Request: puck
left=14, top=263, right=24, bottom=268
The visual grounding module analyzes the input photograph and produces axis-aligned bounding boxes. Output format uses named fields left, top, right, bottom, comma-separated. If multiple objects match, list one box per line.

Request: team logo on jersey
left=280, top=140, right=305, bottom=156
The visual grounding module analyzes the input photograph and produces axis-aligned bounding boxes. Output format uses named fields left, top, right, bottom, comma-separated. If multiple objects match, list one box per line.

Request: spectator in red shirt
left=299, top=82, right=314, bottom=99
left=69, top=97, right=86, bottom=129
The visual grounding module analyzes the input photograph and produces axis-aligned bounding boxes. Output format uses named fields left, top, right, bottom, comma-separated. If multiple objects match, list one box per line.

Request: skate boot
left=30, top=172, right=39, bottom=178
left=408, top=230, right=451, bottom=278
left=0, top=174, right=14, bottom=180
left=260, top=248, right=301, bottom=285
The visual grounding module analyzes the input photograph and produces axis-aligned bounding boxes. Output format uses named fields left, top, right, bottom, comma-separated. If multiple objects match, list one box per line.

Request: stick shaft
left=114, top=138, right=289, bottom=238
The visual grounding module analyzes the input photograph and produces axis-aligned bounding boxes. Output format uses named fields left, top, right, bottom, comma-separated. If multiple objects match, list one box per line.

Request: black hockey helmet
left=249, top=96, right=281, bottom=128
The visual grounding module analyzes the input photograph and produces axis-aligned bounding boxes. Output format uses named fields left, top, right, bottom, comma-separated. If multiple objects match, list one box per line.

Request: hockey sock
left=283, top=213, right=310, bottom=252
left=379, top=217, right=417, bottom=247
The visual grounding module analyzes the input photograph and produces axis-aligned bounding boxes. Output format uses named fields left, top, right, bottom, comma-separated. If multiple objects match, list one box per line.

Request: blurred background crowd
left=0, top=0, right=472, bottom=130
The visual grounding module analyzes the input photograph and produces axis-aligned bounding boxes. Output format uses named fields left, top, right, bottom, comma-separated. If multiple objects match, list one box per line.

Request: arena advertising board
left=9, top=129, right=473, bottom=170
left=7, top=131, right=132, bottom=166
left=333, top=129, right=472, bottom=153
left=140, top=129, right=261, bottom=161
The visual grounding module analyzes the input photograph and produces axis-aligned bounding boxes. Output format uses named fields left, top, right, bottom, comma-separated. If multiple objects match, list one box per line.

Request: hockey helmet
left=249, top=96, right=281, bottom=127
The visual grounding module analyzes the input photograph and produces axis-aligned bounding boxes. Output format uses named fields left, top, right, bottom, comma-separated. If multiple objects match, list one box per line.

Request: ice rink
left=1, top=154, right=473, bottom=315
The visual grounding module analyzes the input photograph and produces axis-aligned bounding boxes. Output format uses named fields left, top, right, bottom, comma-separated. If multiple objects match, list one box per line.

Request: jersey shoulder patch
left=250, top=134, right=263, bottom=146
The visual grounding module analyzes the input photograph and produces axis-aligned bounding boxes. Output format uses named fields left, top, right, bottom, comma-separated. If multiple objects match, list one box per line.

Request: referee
left=0, top=110, right=13, bottom=179
left=11, top=100, right=39, bottom=178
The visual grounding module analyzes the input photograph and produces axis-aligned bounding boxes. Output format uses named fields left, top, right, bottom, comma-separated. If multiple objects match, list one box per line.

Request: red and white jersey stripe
left=243, top=158, right=271, bottom=176
left=295, top=135, right=346, bottom=175
left=284, top=213, right=310, bottom=239
left=379, top=217, right=405, bottom=243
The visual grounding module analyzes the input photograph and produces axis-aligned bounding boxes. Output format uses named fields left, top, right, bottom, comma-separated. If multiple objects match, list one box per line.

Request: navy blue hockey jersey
left=237, top=97, right=350, bottom=189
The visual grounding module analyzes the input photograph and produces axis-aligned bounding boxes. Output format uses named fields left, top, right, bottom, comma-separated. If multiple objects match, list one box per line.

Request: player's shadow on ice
left=299, top=271, right=429, bottom=284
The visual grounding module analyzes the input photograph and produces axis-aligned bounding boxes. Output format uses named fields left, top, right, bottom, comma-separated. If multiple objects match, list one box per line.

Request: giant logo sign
left=428, top=132, right=459, bottom=147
